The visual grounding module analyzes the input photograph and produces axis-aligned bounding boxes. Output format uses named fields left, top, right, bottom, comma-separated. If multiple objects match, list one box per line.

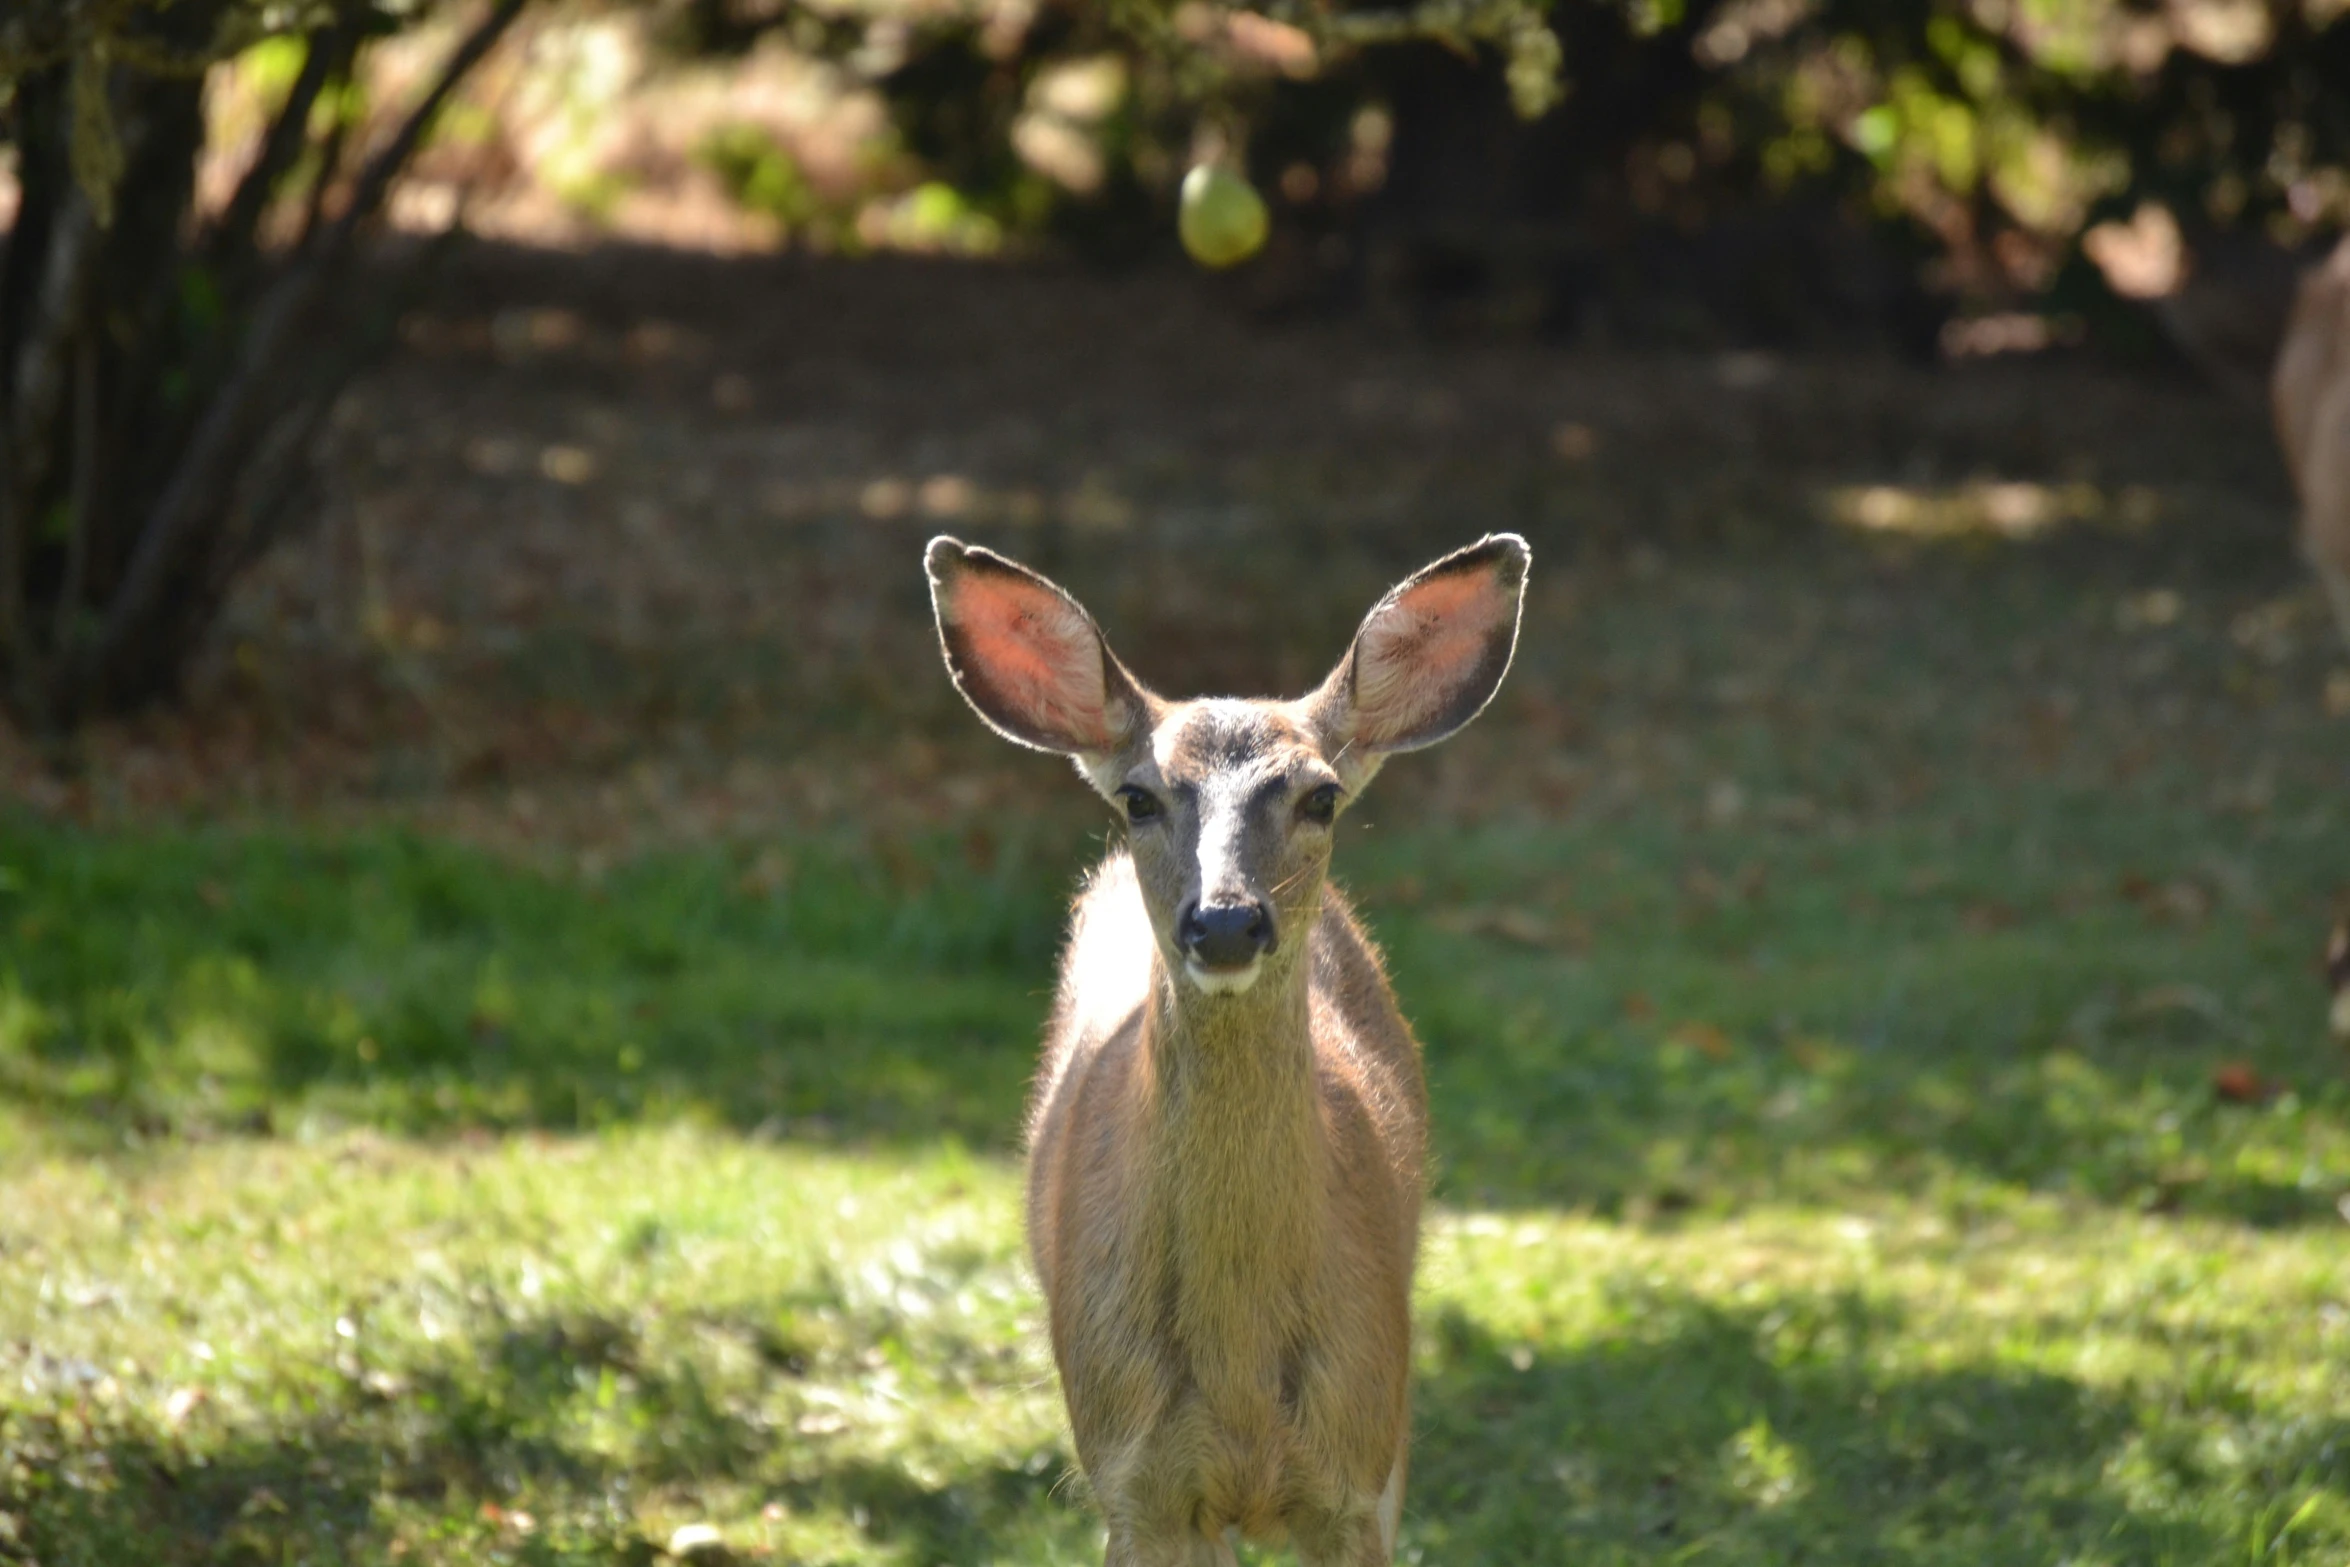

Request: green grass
left=0, top=827, right=1058, bottom=1152
left=4, top=773, right=2349, bottom=1563
left=5, top=1128, right=2347, bottom=1565
left=9, top=506, right=2350, bottom=1562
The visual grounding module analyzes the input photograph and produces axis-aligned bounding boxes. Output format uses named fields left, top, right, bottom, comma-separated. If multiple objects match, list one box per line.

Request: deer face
left=1106, top=699, right=1342, bottom=994
left=926, top=535, right=1529, bottom=997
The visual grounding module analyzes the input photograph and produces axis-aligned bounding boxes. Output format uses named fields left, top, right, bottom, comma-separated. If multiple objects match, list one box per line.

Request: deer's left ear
left=1310, top=534, right=1528, bottom=784
left=926, top=536, right=1150, bottom=759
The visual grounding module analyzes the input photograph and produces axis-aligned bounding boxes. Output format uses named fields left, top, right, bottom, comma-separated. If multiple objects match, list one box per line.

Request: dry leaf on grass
left=1670, top=1021, right=1735, bottom=1060
left=2210, top=1061, right=2274, bottom=1104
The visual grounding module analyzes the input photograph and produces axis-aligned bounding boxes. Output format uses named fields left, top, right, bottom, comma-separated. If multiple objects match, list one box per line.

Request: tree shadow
left=1374, top=843, right=2350, bottom=1229
left=0, top=821, right=1070, bottom=1155
left=14, top=1286, right=2344, bottom=1564
left=1406, top=1294, right=2347, bottom=1562
left=1410, top=982, right=2348, bottom=1228
left=5, top=811, right=2346, bottom=1230
left=3, top=1301, right=1085, bottom=1567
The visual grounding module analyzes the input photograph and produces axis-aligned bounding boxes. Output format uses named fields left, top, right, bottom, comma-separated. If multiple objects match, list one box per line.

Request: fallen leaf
left=2325, top=669, right=2350, bottom=718
left=2118, top=873, right=2211, bottom=925
left=2128, top=984, right=2229, bottom=1024
left=1961, top=900, right=2018, bottom=933
left=1432, top=906, right=1588, bottom=952
left=1670, top=1022, right=1734, bottom=1060
left=1786, top=1036, right=1835, bottom=1072
left=2210, top=1061, right=2272, bottom=1104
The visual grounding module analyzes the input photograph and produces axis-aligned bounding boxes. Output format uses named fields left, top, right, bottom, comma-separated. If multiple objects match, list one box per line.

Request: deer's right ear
left=927, top=538, right=1149, bottom=758
left=1309, top=533, right=1529, bottom=789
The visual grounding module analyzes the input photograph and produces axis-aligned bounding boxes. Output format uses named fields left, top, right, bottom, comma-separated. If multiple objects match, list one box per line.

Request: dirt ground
left=0, top=239, right=2324, bottom=853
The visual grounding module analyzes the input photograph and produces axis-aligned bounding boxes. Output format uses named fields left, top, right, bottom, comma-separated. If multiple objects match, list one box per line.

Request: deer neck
left=1143, top=949, right=1327, bottom=1346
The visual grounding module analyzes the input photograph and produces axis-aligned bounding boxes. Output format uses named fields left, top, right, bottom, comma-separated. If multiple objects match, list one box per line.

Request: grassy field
left=6, top=249, right=2350, bottom=1563
left=7, top=718, right=2350, bottom=1563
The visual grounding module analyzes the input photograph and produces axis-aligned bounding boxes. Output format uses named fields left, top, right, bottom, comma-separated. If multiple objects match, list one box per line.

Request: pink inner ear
left=952, top=572, right=1111, bottom=746
left=1356, top=570, right=1507, bottom=732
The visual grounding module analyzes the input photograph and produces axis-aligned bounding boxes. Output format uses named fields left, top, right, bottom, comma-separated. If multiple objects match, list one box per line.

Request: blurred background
left=4, top=0, right=2350, bottom=1561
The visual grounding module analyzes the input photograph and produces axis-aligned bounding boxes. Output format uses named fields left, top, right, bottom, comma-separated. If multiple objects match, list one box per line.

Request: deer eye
left=1299, top=783, right=1341, bottom=825
left=1116, top=786, right=1163, bottom=824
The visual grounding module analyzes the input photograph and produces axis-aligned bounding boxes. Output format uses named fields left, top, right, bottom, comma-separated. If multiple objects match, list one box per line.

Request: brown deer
left=925, top=534, right=1529, bottom=1565
left=2272, top=235, right=2350, bottom=647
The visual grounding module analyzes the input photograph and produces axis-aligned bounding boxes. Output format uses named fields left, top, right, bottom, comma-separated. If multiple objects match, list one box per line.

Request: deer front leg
left=1291, top=1450, right=1405, bottom=1567
left=1292, top=1510, right=1390, bottom=1567
left=1100, top=1474, right=1227, bottom=1567
left=1102, top=1525, right=1231, bottom=1567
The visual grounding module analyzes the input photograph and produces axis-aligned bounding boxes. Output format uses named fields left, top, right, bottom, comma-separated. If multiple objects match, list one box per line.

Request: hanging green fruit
left=1179, top=164, right=1269, bottom=269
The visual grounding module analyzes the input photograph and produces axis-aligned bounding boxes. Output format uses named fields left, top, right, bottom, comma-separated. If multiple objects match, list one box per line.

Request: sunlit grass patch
left=2, top=1131, right=2346, bottom=1564
left=0, top=1132, right=1085, bottom=1565
left=1823, top=478, right=2161, bottom=542
left=1412, top=1203, right=2350, bottom=1564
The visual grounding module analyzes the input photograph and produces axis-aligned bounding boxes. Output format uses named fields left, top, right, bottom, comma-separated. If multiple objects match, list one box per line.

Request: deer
left=2271, top=234, right=2350, bottom=648
left=924, top=533, right=1529, bottom=1565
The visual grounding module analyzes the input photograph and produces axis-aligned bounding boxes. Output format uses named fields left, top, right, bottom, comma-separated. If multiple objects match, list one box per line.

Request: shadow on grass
left=0, top=823, right=1068, bottom=1154
left=14, top=1290, right=2343, bottom=1565
left=1408, top=1299, right=2345, bottom=1563
left=1409, top=958, right=2348, bottom=1229
left=5, top=814, right=2348, bottom=1226
left=3, top=1301, right=1082, bottom=1567
left=7, top=1425, right=1081, bottom=1567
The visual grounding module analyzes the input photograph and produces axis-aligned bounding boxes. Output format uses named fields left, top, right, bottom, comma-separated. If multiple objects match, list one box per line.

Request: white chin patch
left=1183, top=957, right=1263, bottom=995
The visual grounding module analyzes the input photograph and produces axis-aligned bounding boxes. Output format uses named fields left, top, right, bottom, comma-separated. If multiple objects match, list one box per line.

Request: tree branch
left=53, top=324, right=100, bottom=652
left=83, top=0, right=526, bottom=704
left=0, top=185, right=97, bottom=712
left=204, top=20, right=345, bottom=278
left=327, top=0, right=526, bottom=259
left=295, top=94, right=352, bottom=253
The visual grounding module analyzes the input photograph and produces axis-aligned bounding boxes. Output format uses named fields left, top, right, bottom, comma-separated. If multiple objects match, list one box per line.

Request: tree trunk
left=0, top=0, right=524, bottom=732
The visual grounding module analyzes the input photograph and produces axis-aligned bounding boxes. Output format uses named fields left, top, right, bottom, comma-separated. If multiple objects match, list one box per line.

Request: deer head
left=927, top=536, right=1529, bottom=995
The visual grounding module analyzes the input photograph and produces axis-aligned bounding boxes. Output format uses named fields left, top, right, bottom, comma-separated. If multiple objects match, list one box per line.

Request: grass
left=9, top=323, right=2350, bottom=1560
left=5, top=716, right=2350, bottom=1562
left=5, top=1127, right=2347, bottom=1565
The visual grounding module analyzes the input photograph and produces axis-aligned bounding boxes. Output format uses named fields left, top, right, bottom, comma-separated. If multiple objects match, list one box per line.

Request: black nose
left=1179, top=899, right=1275, bottom=968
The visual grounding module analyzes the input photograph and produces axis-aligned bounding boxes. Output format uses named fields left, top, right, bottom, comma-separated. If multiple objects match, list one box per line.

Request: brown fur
left=925, top=536, right=1528, bottom=1564
left=2272, top=236, right=2350, bottom=646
